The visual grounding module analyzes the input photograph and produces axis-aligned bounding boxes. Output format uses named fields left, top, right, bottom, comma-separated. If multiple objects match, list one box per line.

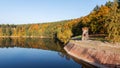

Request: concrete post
left=82, top=27, right=89, bottom=40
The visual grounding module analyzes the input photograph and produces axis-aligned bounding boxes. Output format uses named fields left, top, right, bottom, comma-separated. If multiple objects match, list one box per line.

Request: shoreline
left=0, top=36, right=52, bottom=38
left=64, top=40, right=120, bottom=68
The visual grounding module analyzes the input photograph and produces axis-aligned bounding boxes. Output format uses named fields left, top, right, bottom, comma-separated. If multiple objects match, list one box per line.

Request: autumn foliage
left=0, top=0, right=120, bottom=43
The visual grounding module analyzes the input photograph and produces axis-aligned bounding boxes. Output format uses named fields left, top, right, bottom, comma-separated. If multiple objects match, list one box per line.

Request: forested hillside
left=0, top=0, right=120, bottom=44
left=0, top=20, right=70, bottom=37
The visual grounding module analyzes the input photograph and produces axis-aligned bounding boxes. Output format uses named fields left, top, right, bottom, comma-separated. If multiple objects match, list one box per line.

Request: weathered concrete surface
left=64, top=40, right=120, bottom=68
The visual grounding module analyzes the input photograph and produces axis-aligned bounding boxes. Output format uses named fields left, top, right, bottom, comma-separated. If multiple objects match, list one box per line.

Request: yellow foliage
left=57, top=29, right=72, bottom=44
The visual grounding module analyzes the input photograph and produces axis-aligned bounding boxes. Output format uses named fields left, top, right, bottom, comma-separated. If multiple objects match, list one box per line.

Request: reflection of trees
left=0, top=38, right=97, bottom=68
left=0, top=38, right=64, bottom=53
left=0, top=38, right=12, bottom=48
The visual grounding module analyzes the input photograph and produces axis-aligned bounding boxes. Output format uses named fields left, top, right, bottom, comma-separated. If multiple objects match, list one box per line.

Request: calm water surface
left=0, top=38, right=95, bottom=68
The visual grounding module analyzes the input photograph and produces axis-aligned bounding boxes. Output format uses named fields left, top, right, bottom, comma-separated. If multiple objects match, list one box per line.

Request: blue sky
left=0, top=0, right=113, bottom=24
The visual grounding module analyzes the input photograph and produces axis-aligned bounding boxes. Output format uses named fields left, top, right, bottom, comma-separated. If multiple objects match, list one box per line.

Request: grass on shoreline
left=72, top=34, right=107, bottom=42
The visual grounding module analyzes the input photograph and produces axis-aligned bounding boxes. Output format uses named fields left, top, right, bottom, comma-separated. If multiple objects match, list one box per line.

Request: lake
left=0, top=38, right=95, bottom=68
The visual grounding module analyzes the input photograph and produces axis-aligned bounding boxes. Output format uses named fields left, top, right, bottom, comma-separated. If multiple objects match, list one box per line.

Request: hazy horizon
left=0, top=0, right=113, bottom=24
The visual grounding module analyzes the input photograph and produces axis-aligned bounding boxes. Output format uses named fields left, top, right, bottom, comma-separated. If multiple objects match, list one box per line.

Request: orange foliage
left=29, top=24, right=39, bottom=30
left=98, top=6, right=110, bottom=16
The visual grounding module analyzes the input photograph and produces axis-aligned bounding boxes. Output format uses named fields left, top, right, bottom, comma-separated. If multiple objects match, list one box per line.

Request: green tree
left=93, top=5, right=100, bottom=11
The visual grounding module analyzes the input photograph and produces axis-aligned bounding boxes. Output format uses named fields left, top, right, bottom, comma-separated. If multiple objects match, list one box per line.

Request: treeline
left=0, top=20, right=70, bottom=37
left=0, top=0, right=120, bottom=43
left=57, top=0, right=120, bottom=43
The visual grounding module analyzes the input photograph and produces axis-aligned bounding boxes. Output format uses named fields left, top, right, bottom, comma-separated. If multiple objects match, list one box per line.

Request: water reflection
left=0, top=38, right=64, bottom=52
left=0, top=38, right=95, bottom=68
